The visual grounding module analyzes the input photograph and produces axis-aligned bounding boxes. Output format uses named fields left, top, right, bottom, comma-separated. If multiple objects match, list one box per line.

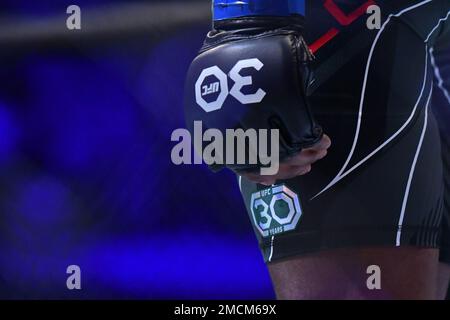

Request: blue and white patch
left=250, top=185, right=302, bottom=238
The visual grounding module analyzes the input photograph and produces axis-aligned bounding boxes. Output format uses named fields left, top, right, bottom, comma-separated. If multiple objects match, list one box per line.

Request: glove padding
left=184, top=16, right=323, bottom=173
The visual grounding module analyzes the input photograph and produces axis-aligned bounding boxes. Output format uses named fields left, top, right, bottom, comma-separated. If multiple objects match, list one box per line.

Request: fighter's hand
left=238, top=134, right=332, bottom=186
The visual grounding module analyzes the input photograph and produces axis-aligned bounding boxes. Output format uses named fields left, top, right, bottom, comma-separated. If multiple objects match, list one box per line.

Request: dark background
left=0, top=0, right=274, bottom=299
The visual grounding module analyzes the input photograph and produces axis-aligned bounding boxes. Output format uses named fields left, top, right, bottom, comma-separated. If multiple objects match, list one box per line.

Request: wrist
left=213, top=0, right=305, bottom=21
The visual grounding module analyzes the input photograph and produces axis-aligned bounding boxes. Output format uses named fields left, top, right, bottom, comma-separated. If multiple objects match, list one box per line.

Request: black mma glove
left=184, top=15, right=323, bottom=174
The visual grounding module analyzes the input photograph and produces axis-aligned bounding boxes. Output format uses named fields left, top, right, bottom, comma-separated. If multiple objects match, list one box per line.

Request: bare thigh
left=437, top=263, right=450, bottom=300
left=268, top=247, right=440, bottom=300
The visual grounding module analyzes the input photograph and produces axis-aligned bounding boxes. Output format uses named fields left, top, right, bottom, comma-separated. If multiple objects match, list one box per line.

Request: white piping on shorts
left=396, top=87, right=432, bottom=246
left=268, top=235, right=275, bottom=262
left=396, top=10, right=450, bottom=245
left=311, top=0, right=434, bottom=200
left=430, top=47, right=450, bottom=107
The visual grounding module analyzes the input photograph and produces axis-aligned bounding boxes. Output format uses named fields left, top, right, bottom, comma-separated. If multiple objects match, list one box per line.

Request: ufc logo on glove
left=195, top=58, right=266, bottom=112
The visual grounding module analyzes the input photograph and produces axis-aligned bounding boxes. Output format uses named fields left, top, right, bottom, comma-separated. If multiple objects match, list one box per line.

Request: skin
left=268, top=247, right=446, bottom=300
left=239, top=134, right=332, bottom=186
left=437, top=263, right=450, bottom=300
left=237, top=134, right=450, bottom=299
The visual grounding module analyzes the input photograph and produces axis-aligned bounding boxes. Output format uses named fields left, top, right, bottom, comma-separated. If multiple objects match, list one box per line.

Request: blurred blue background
left=0, top=0, right=275, bottom=299
left=1, top=0, right=449, bottom=300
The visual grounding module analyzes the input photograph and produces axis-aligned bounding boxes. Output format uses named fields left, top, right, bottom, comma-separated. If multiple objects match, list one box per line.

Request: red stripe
left=324, top=0, right=376, bottom=26
left=309, top=28, right=339, bottom=53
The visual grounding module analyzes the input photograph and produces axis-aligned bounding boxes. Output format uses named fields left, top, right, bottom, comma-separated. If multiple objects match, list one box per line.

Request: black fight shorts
left=238, top=0, right=450, bottom=264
